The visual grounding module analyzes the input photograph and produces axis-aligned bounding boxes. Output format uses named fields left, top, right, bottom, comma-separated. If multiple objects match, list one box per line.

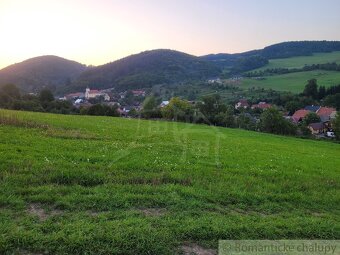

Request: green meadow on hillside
left=240, top=70, right=340, bottom=93
left=0, top=110, right=339, bottom=254
left=256, top=51, right=340, bottom=70
left=237, top=51, right=340, bottom=93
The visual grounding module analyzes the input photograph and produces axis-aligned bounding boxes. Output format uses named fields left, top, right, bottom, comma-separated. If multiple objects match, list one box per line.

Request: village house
left=316, top=107, right=336, bottom=118
left=74, top=98, right=83, bottom=105
left=208, top=78, right=222, bottom=84
left=160, top=101, right=169, bottom=107
left=308, top=122, right=325, bottom=135
left=291, top=106, right=337, bottom=136
left=235, top=99, right=249, bottom=109
left=317, top=107, right=337, bottom=129
left=304, top=105, right=321, bottom=112
left=292, top=106, right=337, bottom=124
left=251, top=102, right=272, bottom=110
left=85, top=88, right=111, bottom=101
left=292, top=109, right=310, bottom=123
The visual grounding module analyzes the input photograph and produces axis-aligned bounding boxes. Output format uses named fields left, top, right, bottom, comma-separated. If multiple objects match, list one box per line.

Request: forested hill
left=262, top=41, right=340, bottom=59
left=70, top=49, right=221, bottom=92
left=201, top=41, right=340, bottom=72
left=1, top=41, right=340, bottom=93
left=0, top=56, right=87, bottom=92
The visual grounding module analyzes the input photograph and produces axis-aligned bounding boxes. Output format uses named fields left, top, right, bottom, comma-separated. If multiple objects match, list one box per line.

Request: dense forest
left=261, top=41, right=340, bottom=59
left=0, top=56, right=87, bottom=92
left=71, top=49, right=221, bottom=92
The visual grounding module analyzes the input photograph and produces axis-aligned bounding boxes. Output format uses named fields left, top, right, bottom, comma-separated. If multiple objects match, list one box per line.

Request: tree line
left=1, top=83, right=339, bottom=140
left=0, top=84, right=119, bottom=117
left=302, top=79, right=340, bottom=109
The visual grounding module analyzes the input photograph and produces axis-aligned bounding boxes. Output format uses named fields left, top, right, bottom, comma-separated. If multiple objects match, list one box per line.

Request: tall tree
left=324, top=93, right=340, bottom=110
left=143, top=96, right=157, bottom=111
left=259, top=108, right=296, bottom=135
left=285, top=100, right=303, bottom=114
left=197, top=94, right=227, bottom=124
left=236, top=113, right=256, bottom=130
left=303, top=79, right=318, bottom=99
left=318, top=85, right=326, bottom=99
left=39, top=89, right=54, bottom=102
left=303, top=112, right=321, bottom=125
left=161, top=97, right=193, bottom=121
left=215, top=106, right=235, bottom=127
left=141, top=96, right=160, bottom=119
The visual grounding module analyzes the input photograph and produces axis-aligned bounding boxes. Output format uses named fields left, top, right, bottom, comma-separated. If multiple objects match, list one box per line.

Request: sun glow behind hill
left=0, top=0, right=151, bottom=69
left=1, top=0, right=340, bottom=69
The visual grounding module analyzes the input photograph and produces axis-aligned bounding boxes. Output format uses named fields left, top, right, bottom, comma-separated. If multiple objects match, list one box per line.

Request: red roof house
left=65, top=92, right=85, bottom=100
left=317, top=107, right=336, bottom=117
left=235, top=99, right=249, bottom=109
left=292, top=109, right=310, bottom=123
left=251, top=102, right=272, bottom=110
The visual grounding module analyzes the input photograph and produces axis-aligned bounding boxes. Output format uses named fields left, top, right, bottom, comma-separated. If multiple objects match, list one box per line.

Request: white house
left=235, top=99, right=249, bottom=109
left=207, top=78, right=222, bottom=84
left=160, top=101, right=169, bottom=107
left=74, top=99, right=83, bottom=104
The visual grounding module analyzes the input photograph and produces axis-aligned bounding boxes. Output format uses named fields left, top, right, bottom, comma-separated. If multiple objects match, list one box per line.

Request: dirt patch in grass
left=212, top=206, right=270, bottom=217
left=310, top=212, right=326, bottom=217
left=179, top=243, right=217, bottom=255
left=124, top=176, right=192, bottom=186
left=138, top=208, right=167, bottom=217
left=229, top=208, right=268, bottom=217
left=27, top=203, right=63, bottom=221
left=49, top=170, right=105, bottom=186
left=87, top=210, right=103, bottom=217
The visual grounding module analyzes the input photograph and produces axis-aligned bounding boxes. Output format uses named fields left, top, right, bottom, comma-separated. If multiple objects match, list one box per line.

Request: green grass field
left=240, top=70, right=340, bottom=93
left=0, top=110, right=339, bottom=254
left=256, top=51, right=340, bottom=70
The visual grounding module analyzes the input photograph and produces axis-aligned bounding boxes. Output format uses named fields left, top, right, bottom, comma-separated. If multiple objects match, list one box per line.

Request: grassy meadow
left=240, top=70, right=340, bottom=93
left=237, top=51, right=340, bottom=93
left=256, top=51, right=340, bottom=70
left=0, top=110, right=339, bottom=254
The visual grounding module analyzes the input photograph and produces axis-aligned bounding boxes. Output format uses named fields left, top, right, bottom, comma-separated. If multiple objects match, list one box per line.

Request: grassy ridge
left=0, top=110, right=339, bottom=254
left=241, top=70, right=340, bottom=93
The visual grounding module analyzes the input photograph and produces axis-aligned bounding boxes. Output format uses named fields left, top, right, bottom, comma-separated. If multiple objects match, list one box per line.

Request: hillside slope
left=0, top=110, right=339, bottom=254
left=71, top=49, right=221, bottom=92
left=240, top=70, right=340, bottom=93
left=0, top=56, right=87, bottom=92
left=236, top=51, right=340, bottom=93
left=254, top=51, right=340, bottom=71
left=201, top=41, right=340, bottom=70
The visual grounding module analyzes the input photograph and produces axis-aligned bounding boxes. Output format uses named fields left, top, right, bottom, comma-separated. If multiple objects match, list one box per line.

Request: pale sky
left=1, top=0, right=340, bottom=69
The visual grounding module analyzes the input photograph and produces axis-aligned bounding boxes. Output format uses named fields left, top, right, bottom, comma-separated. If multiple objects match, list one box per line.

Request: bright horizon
left=1, top=0, right=340, bottom=69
